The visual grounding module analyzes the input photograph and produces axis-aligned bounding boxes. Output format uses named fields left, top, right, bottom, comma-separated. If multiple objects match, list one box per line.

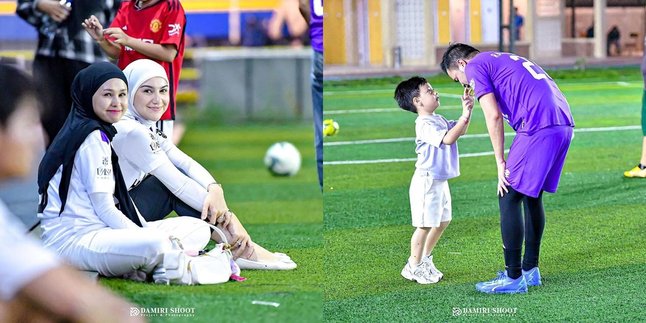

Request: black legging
left=128, top=175, right=201, bottom=222
left=499, top=186, right=545, bottom=279
left=129, top=176, right=243, bottom=253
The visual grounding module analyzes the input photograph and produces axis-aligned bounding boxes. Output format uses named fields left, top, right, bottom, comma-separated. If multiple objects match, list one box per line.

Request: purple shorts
left=505, top=126, right=573, bottom=198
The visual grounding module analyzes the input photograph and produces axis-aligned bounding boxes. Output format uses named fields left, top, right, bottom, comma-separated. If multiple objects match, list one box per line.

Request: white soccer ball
left=264, top=142, right=301, bottom=176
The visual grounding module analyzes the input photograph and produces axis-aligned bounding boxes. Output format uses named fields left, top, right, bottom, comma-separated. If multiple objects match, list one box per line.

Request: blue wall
left=0, top=15, right=38, bottom=40
left=0, top=11, right=274, bottom=41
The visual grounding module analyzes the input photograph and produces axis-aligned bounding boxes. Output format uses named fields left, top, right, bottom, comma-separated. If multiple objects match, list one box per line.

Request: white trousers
left=409, top=172, right=452, bottom=228
left=54, top=217, right=209, bottom=277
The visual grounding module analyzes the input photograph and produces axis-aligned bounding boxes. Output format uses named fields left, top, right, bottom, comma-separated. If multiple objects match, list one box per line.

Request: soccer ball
left=264, top=142, right=301, bottom=176
left=323, top=119, right=339, bottom=136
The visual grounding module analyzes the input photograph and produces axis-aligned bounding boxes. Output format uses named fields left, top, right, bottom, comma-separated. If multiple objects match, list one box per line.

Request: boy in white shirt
left=394, top=76, right=474, bottom=284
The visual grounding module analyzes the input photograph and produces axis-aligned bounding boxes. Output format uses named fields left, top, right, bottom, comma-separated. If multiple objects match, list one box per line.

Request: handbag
left=160, top=227, right=243, bottom=285
left=184, top=243, right=235, bottom=284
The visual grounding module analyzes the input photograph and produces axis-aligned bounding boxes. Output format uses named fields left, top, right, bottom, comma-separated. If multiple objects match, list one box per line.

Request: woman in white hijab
left=113, top=59, right=296, bottom=270
left=37, top=62, right=211, bottom=284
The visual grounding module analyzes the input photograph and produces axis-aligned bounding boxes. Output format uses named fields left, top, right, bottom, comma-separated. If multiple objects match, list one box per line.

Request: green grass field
left=102, top=119, right=323, bottom=322
left=323, top=67, right=646, bottom=322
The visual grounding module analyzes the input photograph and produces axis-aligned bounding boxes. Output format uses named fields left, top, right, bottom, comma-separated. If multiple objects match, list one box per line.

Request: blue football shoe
left=522, top=267, right=542, bottom=286
left=475, top=271, right=528, bottom=294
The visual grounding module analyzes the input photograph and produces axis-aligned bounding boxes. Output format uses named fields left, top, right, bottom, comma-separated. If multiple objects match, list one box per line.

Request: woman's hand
left=222, top=212, right=254, bottom=258
left=200, top=184, right=230, bottom=225
left=37, top=0, right=71, bottom=23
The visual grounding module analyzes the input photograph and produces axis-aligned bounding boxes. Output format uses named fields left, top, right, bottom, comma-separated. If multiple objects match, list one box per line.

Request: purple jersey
left=310, top=0, right=323, bottom=53
left=465, top=52, right=574, bottom=134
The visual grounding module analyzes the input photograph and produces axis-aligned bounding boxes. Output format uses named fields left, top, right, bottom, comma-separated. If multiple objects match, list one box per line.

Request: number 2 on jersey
left=313, top=0, right=323, bottom=17
left=509, top=55, right=549, bottom=80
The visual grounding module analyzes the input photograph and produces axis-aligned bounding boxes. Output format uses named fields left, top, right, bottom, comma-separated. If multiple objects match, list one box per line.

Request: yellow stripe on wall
left=367, top=0, right=383, bottom=65
left=181, top=0, right=281, bottom=12
left=0, top=0, right=281, bottom=15
left=0, top=1, right=15, bottom=14
left=324, top=0, right=346, bottom=64
left=437, top=0, right=450, bottom=44
left=469, top=0, right=481, bottom=43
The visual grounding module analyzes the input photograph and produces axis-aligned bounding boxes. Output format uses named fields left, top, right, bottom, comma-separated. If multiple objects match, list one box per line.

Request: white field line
left=323, top=81, right=640, bottom=114
left=325, top=125, right=640, bottom=147
left=324, top=150, right=510, bottom=165
left=323, top=125, right=640, bottom=165
left=324, top=105, right=462, bottom=115
left=326, top=132, right=495, bottom=147
left=323, top=80, right=639, bottom=96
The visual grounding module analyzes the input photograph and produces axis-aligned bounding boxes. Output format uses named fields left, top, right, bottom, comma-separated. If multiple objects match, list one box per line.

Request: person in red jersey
left=82, top=0, right=185, bottom=141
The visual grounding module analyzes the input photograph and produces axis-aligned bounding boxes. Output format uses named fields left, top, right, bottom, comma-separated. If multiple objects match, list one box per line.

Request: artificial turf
left=101, top=121, right=323, bottom=323
left=92, top=66, right=646, bottom=322
left=323, top=67, right=646, bottom=322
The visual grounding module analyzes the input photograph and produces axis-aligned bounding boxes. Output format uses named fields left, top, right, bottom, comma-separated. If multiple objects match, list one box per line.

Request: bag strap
left=207, top=223, right=229, bottom=245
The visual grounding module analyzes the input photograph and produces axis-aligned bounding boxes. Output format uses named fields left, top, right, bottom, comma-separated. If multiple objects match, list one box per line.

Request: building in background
left=324, top=0, right=646, bottom=68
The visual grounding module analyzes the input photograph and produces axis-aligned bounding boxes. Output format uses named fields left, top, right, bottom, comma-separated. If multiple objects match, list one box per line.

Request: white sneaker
left=422, top=255, right=443, bottom=281
left=401, top=262, right=439, bottom=284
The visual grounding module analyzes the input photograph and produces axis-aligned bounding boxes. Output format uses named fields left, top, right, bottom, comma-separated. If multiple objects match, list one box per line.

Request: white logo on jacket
left=168, top=23, right=181, bottom=36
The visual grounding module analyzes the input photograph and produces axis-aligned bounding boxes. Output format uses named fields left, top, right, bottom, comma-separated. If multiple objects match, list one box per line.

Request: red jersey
left=110, top=0, right=186, bottom=120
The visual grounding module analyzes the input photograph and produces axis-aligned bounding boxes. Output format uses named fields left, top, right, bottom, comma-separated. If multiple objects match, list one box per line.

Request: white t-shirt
left=0, top=200, right=59, bottom=300
left=39, top=130, right=137, bottom=248
left=414, top=114, right=460, bottom=180
left=113, top=120, right=215, bottom=212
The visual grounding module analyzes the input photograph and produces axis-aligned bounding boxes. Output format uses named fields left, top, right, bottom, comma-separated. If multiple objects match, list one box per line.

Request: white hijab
left=122, top=59, right=169, bottom=129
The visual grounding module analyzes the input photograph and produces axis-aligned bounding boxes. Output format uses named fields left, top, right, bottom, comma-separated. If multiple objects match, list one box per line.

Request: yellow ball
left=323, top=119, right=339, bottom=137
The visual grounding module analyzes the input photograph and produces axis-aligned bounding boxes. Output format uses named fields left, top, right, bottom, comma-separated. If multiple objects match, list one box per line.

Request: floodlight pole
left=498, top=0, right=515, bottom=53
left=570, top=0, right=576, bottom=38
left=509, top=0, right=516, bottom=53
left=498, top=0, right=504, bottom=51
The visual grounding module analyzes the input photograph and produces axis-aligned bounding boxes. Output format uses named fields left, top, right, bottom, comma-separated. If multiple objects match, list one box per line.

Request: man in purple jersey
left=440, top=43, right=575, bottom=294
left=300, top=0, right=323, bottom=189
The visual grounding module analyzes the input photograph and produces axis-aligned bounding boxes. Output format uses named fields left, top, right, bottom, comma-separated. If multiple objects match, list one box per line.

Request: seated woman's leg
left=132, top=175, right=293, bottom=266
left=59, top=228, right=171, bottom=277
left=219, top=213, right=292, bottom=263
left=129, top=176, right=193, bottom=221
left=147, top=217, right=210, bottom=252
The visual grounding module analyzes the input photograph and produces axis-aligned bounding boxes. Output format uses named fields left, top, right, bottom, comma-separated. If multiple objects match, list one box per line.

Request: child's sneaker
left=421, top=255, right=443, bottom=281
left=475, top=271, right=528, bottom=294
left=624, top=165, right=646, bottom=178
left=401, top=262, right=439, bottom=284
left=522, top=267, right=542, bottom=286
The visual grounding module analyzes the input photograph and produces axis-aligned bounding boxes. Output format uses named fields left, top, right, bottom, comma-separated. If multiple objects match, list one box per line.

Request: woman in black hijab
left=0, top=63, right=142, bottom=323
left=37, top=62, right=210, bottom=282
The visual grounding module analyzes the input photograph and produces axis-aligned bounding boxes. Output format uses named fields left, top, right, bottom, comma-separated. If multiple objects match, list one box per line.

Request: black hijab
left=37, top=62, right=142, bottom=227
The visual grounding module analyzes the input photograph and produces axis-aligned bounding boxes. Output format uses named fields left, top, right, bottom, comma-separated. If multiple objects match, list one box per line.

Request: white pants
left=409, top=172, right=452, bottom=228
left=53, top=217, right=209, bottom=277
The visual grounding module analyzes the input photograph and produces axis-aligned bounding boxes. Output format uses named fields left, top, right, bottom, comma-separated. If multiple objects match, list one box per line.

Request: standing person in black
left=607, top=25, right=621, bottom=56
left=16, top=0, right=120, bottom=146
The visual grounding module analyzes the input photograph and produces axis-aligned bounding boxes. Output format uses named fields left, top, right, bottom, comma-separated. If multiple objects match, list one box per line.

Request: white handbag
left=161, top=227, right=242, bottom=285
left=184, top=243, right=235, bottom=285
